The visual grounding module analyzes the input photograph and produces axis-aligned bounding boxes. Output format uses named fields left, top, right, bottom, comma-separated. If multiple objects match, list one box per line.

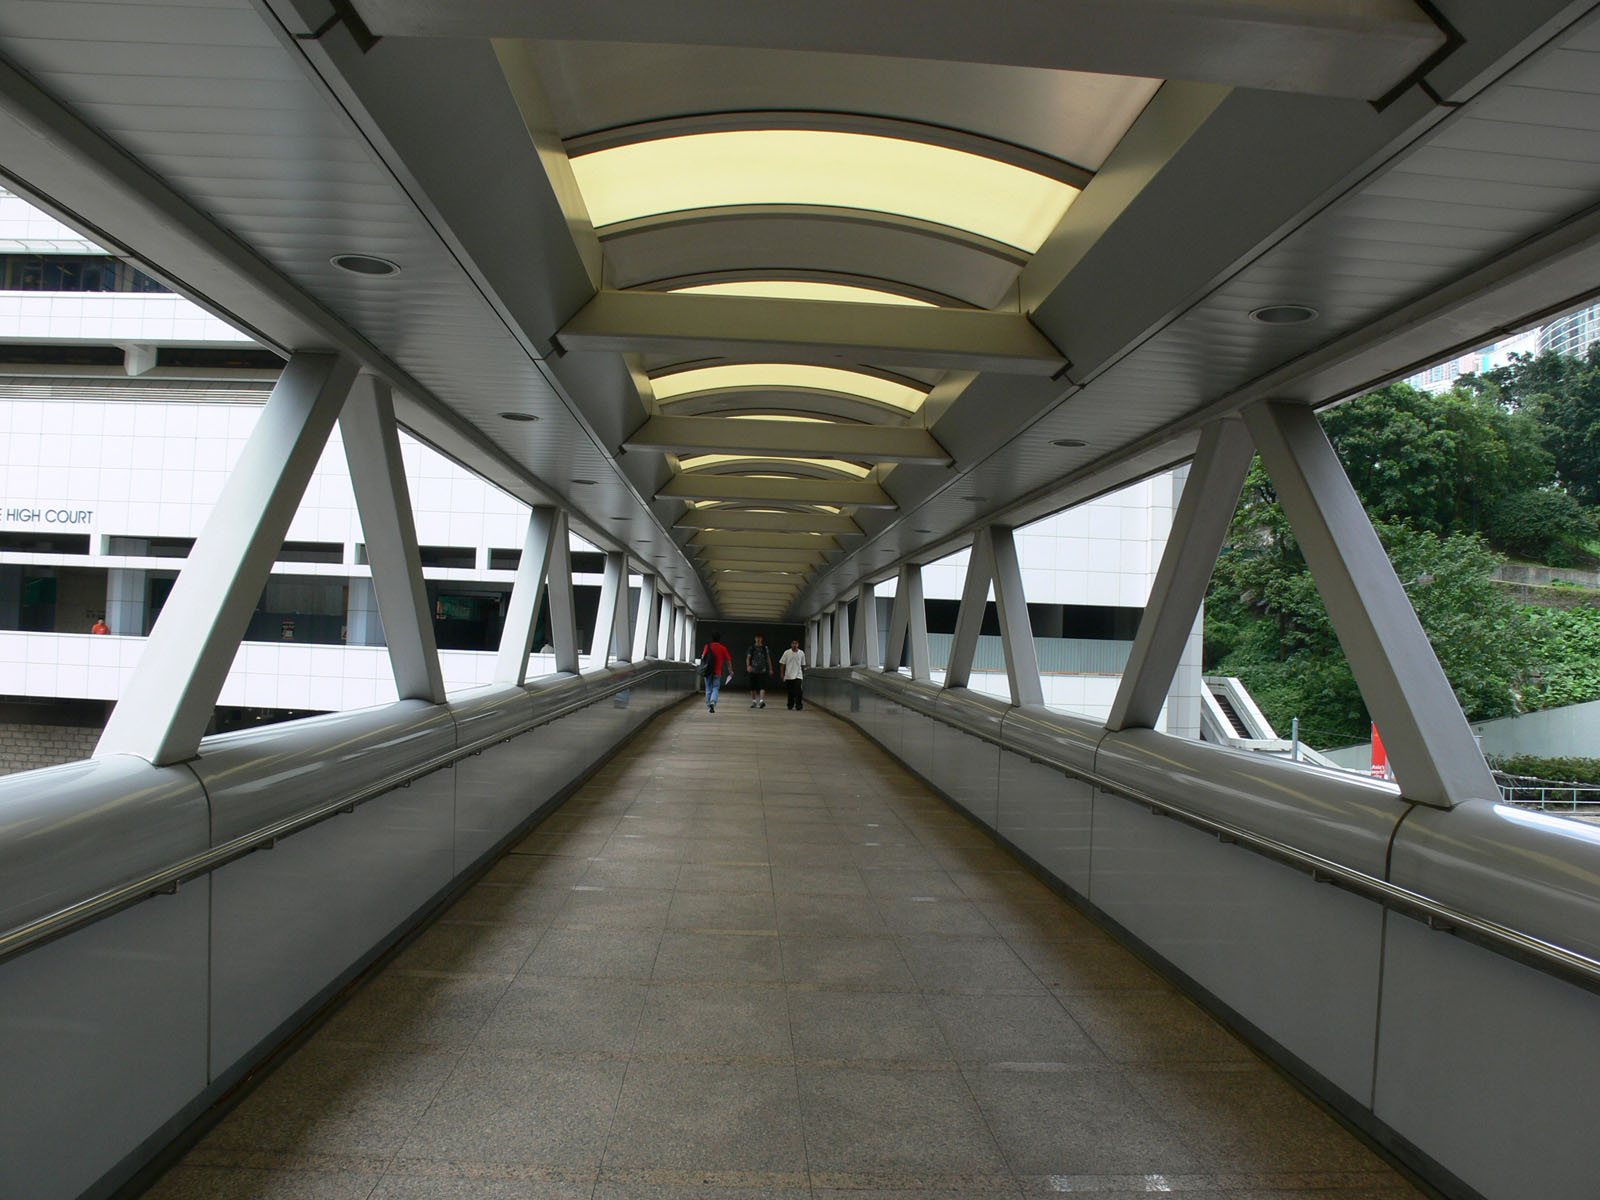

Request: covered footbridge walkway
left=138, top=698, right=1423, bottom=1200
left=1, top=2, right=1600, bottom=1198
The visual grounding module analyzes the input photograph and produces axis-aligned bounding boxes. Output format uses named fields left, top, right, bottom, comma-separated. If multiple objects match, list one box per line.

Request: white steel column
left=806, top=618, right=819, bottom=663
left=883, top=573, right=909, bottom=673
left=833, top=600, right=851, bottom=668
left=1108, top=420, right=1253, bottom=731
left=96, top=352, right=359, bottom=764
left=634, top=575, right=659, bottom=660
left=668, top=604, right=682, bottom=659
left=944, top=530, right=993, bottom=691
left=881, top=564, right=930, bottom=679
left=651, top=591, right=670, bottom=658
left=341, top=375, right=445, bottom=703
left=590, top=551, right=625, bottom=664
left=819, top=610, right=834, bottom=668
left=494, top=506, right=561, bottom=686
left=1245, top=401, right=1495, bottom=808
left=850, top=580, right=878, bottom=667
left=546, top=513, right=580, bottom=674
left=990, top=525, right=1044, bottom=707
left=903, top=565, right=931, bottom=681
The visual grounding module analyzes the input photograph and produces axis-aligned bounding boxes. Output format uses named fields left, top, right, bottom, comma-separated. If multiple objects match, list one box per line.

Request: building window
left=0, top=253, right=168, bottom=293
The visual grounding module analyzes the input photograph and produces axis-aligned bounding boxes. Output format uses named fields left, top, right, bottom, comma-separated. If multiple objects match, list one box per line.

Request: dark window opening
left=418, top=545, right=476, bottom=570
left=0, top=344, right=124, bottom=367
left=277, top=541, right=344, bottom=564
left=0, top=532, right=90, bottom=554
left=156, top=346, right=284, bottom=371
left=570, top=551, right=606, bottom=575
left=426, top=583, right=510, bottom=650
left=489, top=547, right=521, bottom=571
left=922, top=599, right=1143, bottom=640
left=0, top=253, right=168, bottom=293
left=243, top=576, right=348, bottom=645
left=144, top=537, right=195, bottom=559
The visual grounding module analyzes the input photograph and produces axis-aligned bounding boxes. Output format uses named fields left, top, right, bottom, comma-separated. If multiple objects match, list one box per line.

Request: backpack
left=699, top=645, right=717, bottom=678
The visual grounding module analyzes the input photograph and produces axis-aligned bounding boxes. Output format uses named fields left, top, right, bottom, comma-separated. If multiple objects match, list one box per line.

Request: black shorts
left=749, top=672, right=769, bottom=690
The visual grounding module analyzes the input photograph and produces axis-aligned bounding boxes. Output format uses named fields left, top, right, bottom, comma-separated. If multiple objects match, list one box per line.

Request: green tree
left=1471, top=346, right=1600, bottom=506
left=1207, top=480, right=1533, bottom=744
left=1320, top=383, right=1551, bottom=534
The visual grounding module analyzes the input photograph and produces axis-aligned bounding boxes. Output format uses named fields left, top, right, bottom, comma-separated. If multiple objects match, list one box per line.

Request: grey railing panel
left=0, top=661, right=698, bottom=1200
left=448, top=683, right=537, bottom=750
left=0, top=755, right=209, bottom=938
left=999, top=701, right=1103, bottom=776
left=194, top=699, right=456, bottom=846
left=1389, top=798, right=1600, bottom=964
left=1095, top=726, right=1408, bottom=878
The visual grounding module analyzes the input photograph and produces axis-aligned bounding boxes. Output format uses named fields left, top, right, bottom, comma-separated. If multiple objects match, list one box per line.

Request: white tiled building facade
left=0, top=187, right=1202, bottom=757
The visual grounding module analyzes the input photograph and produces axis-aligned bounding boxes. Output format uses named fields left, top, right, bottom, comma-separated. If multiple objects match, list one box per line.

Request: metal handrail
left=0, top=662, right=693, bottom=965
left=814, top=667, right=1600, bottom=995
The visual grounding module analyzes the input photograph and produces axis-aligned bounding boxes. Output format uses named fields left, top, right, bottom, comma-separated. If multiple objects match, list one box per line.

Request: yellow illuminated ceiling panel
left=651, top=364, right=925, bottom=411
left=677, top=454, right=872, bottom=478
left=570, top=130, right=1078, bottom=253
left=670, top=280, right=935, bottom=307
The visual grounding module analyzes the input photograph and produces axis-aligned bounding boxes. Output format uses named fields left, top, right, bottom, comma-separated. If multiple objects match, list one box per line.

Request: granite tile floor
left=145, top=698, right=1428, bottom=1200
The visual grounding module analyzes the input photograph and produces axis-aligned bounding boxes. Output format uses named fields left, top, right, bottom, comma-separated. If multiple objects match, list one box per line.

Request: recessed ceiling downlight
left=1249, top=304, right=1319, bottom=325
left=499, top=411, right=539, bottom=422
left=330, top=254, right=400, bottom=276
left=1051, top=438, right=1088, bottom=448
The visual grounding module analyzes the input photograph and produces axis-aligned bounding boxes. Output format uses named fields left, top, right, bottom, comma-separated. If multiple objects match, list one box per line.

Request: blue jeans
left=706, top=675, right=723, bottom=707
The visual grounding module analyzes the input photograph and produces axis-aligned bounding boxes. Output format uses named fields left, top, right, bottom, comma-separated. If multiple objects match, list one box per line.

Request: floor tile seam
left=591, top=913, right=671, bottom=1180
left=778, top=967, right=816, bottom=1190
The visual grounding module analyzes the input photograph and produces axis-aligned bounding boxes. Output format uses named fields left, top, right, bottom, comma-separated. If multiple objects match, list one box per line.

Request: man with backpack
left=698, top=632, right=734, bottom=713
left=746, top=633, right=773, bottom=709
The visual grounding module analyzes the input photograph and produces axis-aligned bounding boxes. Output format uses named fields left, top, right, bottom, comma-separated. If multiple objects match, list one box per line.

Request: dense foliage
left=1204, top=350, right=1600, bottom=747
left=1488, top=756, right=1600, bottom=787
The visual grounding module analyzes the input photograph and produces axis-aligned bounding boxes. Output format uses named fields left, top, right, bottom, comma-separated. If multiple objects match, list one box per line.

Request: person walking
left=746, top=633, right=773, bottom=708
left=778, top=637, right=806, bottom=711
left=699, top=632, right=733, bottom=713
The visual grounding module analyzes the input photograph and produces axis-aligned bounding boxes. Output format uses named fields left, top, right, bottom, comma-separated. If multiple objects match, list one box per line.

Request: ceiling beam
left=692, top=529, right=842, bottom=551
left=363, top=0, right=1446, bottom=101
left=558, top=291, right=1068, bottom=376
left=676, top=508, right=861, bottom=535
left=661, top=474, right=896, bottom=509
left=625, top=415, right=952, bottom=465
left=713, top=565, right=812, bottom=578
left=715, top=581, right=804, bottom=593
left=698, top=546, right=828, bottom=565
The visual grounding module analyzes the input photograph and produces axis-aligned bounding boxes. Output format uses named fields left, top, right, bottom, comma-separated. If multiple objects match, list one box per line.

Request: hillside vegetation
left=1204, top=346, right=1600, bottom=746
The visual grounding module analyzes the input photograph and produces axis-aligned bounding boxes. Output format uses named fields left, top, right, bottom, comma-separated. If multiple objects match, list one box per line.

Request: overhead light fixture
left=499, top=411, right=539, bottom=422
left=652, top=363, right=925, bottom=412
left=1051, top=438, right=1087, bottom=448
left=571, top=478, right=598, bottom=486
left=330, top=254, right=400, bottom=276
left=669, top=280, right=935, bottom=307
left=914, top=528, right=934, bottom=534
left=1248, top=304, right=1319, bottom=325
left=964, top=495, right=989, bottom=503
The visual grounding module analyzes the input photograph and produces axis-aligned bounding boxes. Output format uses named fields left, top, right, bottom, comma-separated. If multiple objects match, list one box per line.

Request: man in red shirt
left=699, top=632, right=734, bottom=713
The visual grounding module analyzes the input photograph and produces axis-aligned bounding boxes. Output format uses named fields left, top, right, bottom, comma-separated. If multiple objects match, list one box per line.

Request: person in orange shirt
left=90, top=617, right=109, bottom=635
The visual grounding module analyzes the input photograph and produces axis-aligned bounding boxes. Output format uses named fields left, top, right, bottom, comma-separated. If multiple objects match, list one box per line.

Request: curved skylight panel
left=570, top=130, right=1078, bottom=253
left=677, top=454, right=871, bottom=478
left=671, top=281, right=935, bottom=307
left=652, top=364, right=925, bottom=412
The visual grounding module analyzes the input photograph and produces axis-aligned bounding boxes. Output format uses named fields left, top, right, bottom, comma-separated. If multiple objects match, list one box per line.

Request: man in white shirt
left=778, top=638, right=806, bottom=711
